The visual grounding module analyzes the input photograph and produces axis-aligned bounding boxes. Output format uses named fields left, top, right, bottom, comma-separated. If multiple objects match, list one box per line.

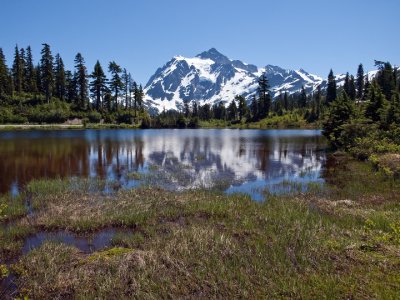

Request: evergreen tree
left=12, top=45, right=23, bottom=93
left=375, top=61, right=396, bottom=101
left=326, top=69, right=337, bottom=104
left=387, top=91, right=400, bottom=125
left=74, top=53, right=88, bottom=109
left=137, top=84, right=144, bottom=110
left=348, top=75, right=356, bottom=100
left=132, top=81, right=138, bottom=115
left=257, top=72, right=271, bottom=118
left=35, top=64, right=42, bottom=95
left=250, top=95, right=258, bottom=120
left=213, top=102, right=226, bottom=120
left=65, top=70, right=75, bottom=103
left=7, top=73, right=14, bottom=97
left=315, top=85, right=322, bottom=118
left=356, top=64, right=364, bottom=99
left=283, top=91, right=289, bottom=111
left=199, top=103, right=211, bottom=120
left=25, top=46, right=37, bottom=94
left=323, top=92, right=355, bottom=148
left=0, top=48, right=8, bottom=97
left=184, top=102, right=190, bottom=118
left=299, top=86, right=307, bottom=108
left=40, top=43, right=54, bottom=103
left=122, top=68, right=129, bottom=109
left=365, top=82, right=389, bottom=124
left=363, top=76, right=370, bottom=100
left=108, top=61, right=123, bottom=111
left=343, top=72, right=350, bottom=96
left=128, top=73, right=134, bottom=110
left=227, top=99, right=238, bottom=120
left=192, top=100, right=198, bottom=117
left=89, top=61, right=107, bottom=111
left=104, top=92, right=112, bottom=112
left=19, top=47, right=27, bottom=92
left=54, top=54, right=66, bottom=100
left=236, top=95, right=248, bottom=121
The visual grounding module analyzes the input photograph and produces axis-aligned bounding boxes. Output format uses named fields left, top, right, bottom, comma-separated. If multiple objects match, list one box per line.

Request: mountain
left=143, top=48, right=363, bottom=112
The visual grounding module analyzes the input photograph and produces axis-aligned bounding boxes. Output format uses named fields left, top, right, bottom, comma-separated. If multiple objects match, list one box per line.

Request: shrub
left=116, top=112, right=134, bottom=124
left=88, top=111, right=102, bottom=123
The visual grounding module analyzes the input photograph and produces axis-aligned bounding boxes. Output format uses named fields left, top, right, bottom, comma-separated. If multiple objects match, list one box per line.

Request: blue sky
left=0, top=0, right=398, bottom=85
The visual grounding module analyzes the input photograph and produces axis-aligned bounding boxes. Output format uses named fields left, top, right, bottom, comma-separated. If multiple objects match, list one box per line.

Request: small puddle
left=22, top=228, right=120, bottom=255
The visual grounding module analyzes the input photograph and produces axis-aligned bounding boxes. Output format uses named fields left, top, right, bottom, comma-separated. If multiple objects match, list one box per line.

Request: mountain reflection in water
left=0, top=129, right=326, bottom=200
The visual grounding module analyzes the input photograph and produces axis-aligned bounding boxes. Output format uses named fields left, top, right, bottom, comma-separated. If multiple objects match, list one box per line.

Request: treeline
left=322, top=61, right=400, bottom=175
left=0, top=44, right=147, bottom=124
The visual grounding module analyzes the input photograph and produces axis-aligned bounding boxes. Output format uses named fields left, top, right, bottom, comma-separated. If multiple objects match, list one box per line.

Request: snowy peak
left=144, top=49, right=359, bottom=113
left=196, top=48, right=231, bottom=64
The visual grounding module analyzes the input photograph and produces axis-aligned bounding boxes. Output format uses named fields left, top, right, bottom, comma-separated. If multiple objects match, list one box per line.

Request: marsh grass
left=2, top=153, right=400, bottom=298
left=0, top=195, right=27, bottom=222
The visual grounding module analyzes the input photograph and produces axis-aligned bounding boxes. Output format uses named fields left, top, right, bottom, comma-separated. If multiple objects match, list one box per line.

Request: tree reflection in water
left=0, top=129, right=326, bottom=199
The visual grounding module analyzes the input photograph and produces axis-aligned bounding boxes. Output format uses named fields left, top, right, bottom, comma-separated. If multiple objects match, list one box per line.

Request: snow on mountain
left=143, top=48, right=377, bottom=113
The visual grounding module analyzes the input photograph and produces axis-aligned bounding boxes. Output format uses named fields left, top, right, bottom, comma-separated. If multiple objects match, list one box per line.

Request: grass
left=0, top=195, right=27, bottom=223
left=1, top=154, right=400, bottom=298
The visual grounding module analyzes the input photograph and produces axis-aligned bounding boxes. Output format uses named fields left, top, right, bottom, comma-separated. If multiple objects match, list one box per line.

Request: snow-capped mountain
left=143, top=48, right=365, bottom=112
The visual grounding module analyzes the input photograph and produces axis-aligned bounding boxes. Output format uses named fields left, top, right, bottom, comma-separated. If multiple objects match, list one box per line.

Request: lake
left=0, top=129, right=326, bottom=200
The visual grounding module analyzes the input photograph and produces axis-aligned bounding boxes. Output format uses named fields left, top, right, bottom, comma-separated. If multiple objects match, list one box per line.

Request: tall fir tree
left=326, top=69, right=337, bottom=104
left=356, top=64, right=364, bottom=99
left=40, top=43, right=54, bottom=103
left=35, top=64, right=42, bottom=95
left=122, top=68, right=129, bottom=109
left=0, top=48, right=9, bottom=97
left=227, top=99, right=238, bottom=120
left=257, top=72, right=271, bottom=118
left=12, top=45, right=23, bottom=93
left=315, top=85, right=322, bottom=118
left=90, top=61, right=107, bottom=111
left=236, top=95, right=248, bottom=121
left=375, top=61, right=396, bottom=101
left=299, top=86, right=307, bottom=108
left=128, top=73, right=134, bottom=110
left=108, top=61, right=123, bottom=111
left=25, top=46, right=37, bottom=94
left=19, top=47, right=27, bottom=92
left=137, top=84, right=144, bottom=110
left=250, top=95, right=258, bottom=120
left=54, top=54, right=66, bottom=100
left=132, top=81, right=138, bottom=115
left=65, top=70, right=77, bottom=103
left=74, top=53, right=89, bottom=109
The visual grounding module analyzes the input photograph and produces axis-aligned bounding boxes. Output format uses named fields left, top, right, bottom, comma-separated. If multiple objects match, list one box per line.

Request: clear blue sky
left=0, top=0, right=398, bottom=85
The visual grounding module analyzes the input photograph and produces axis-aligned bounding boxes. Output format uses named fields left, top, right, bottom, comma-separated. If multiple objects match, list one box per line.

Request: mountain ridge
left=143, top=48, right=370, bottom=112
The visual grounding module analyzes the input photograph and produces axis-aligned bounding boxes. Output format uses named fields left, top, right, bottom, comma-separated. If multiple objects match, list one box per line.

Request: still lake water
left=0, top=129, right=327, bottom=200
